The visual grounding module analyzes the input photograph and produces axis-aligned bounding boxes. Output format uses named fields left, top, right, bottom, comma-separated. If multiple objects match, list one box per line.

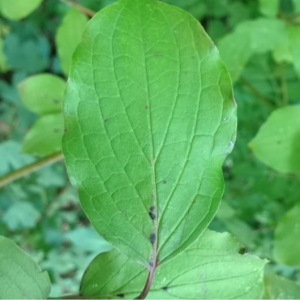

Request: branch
left=0, top=152, right=64, bottom=189
left=60, top=0, right=96, bottom=17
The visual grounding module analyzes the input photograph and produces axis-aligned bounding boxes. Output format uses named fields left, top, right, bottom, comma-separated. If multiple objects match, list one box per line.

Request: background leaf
left=219, top=18, right=287, bottom=82
left=263, top=272, right=300, bottom=299
left=273, top=204, right=300, bottom=266
left=55, top=8, right=88, bottom=76
left=249, top=105, right=300, bottom=173
left=259, top=0, right=278, bottom=17
left=2, top=201, right=41, bottom=230
left=80, top=230, right=266, bottom=299
left=0, top=0, right=43, bottom=20
left=0, top=236, right=51, bottom=299
left=22, top=113, right=63, bottom=156
left=18, top=74, right=66, bottom=115
left=288, top=26, right=300, bottom=79
left=0, top=35, right=8, bottom=72
left=63, top=0, right=236, bottom=266
left=3, top=23, right=50, bottom=73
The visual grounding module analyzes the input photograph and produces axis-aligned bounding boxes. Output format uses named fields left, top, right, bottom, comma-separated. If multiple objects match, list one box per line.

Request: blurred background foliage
left=1, top=0, right=300, bottom=297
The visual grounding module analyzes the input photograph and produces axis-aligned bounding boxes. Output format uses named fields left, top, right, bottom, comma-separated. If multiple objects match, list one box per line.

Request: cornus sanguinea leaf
left=63, top=0, right=238, bottom=296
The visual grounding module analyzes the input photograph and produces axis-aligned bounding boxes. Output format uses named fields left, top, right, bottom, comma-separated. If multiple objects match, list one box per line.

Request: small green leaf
left=55, top=8, right=88, bottom=75
left=273, top=204, right=300, bottom=266
left=0, top=141, right=35, bottom=176
left=22, top=113, right=63, bottom=156
left=18, top=74, right=66, bottom=115
left=263, top=272, right=300, bottom=299
left=249, top=105, right=300, bottom=173
left=0, top=0, right=43, bottom=20
left=3, top=202, right=40, bottom=231
left=80, top=249, right=147, bottom=298
left=63, top=0, right=236, bottom=265
left=259, top=0, right=278, bottom=17
left=0, top=236, right=51, bottom=299
left=80, top=230, right=266, bottom=299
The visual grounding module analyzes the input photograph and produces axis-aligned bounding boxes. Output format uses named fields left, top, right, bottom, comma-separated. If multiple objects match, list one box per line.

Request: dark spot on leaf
left=149, top=206, right=156, bottom=220
left=150, top=233, right=156, bottom=244
left=163, top=180, right=167, bottom=184
left=162, top=286, right=168, bottom=291
left=104, top=118, right=108, bottom=122
left=149, top=211, right=156, bottom=220
left=145, top=105, right=149, bottom=109
left=54, top=128, right=60, bottom=133
left=116, top=293, right=125, bottom=298
left=239, top=247, right=247, bottom=254
left=53, top=99, right=60, bottom=104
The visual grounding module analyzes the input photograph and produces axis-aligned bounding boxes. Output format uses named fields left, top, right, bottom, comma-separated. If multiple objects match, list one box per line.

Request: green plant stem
left=239, top=77, right=275, bottom=109
left=60, top=0, right=95, bottom=17
left=0, top=152, right=64, bottom=189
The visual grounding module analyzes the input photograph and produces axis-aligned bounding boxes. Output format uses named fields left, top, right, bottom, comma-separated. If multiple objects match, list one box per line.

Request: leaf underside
left=63, top=0, right=237, bottom=291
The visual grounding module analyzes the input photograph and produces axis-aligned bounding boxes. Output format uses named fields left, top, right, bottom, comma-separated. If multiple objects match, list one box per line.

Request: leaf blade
left=63, top=0, right=236, bottom=265
left=249, top=105, right=300, bottom=173
left=0, top=236, right=51, bottom=299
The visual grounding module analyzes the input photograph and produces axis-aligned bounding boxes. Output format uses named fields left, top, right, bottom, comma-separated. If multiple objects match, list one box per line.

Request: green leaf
left=273, top=204, right=300, bottom=266
left=81, top=230, right=266, bottom=299
left=81, top=249, right=147, bottom=298
left=0, top=236, right=51, bottom=299
left=218, top=29, right=252, bottom=83
left=0, top=0, right=43, bottom=20
left=292, top=0, right=300, bottom=12
left=288, top=26, right=300, bottom=78
left=0, top=35, right=8, bottom=72
left=18, top=74, right=66, bottom=115
left=55, top=8, right=88, bottom=76
left=22, top=113, right=63, bottom=156
left=0, top=141, right=35, bottom=176
left=263, top=272, right=300, bottom=299
left=4, top=28, right=50, bottom=73
left=63, top=0, right=236, bottom=265
left=3, top=202, right=41, bottom=230
left=249, top=105, right=300, bottom=173
left=259, top=0, right=278, bottom=17
left=219, top=18, right=287, bottom=82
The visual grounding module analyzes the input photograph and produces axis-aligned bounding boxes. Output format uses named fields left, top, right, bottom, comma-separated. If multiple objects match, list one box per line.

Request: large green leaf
left=81, top=230, right=266, bottom=299
left=55, top=8, right=88, bottom=76
left=273, top=204, right=300, bottom=266
left=249, top=105, right=300, bottom=173
left=63, top=0, right=236, bottom=266
left=0, top=0, right=43, bottom=20
left=0, top=236, right=51, bottom=299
